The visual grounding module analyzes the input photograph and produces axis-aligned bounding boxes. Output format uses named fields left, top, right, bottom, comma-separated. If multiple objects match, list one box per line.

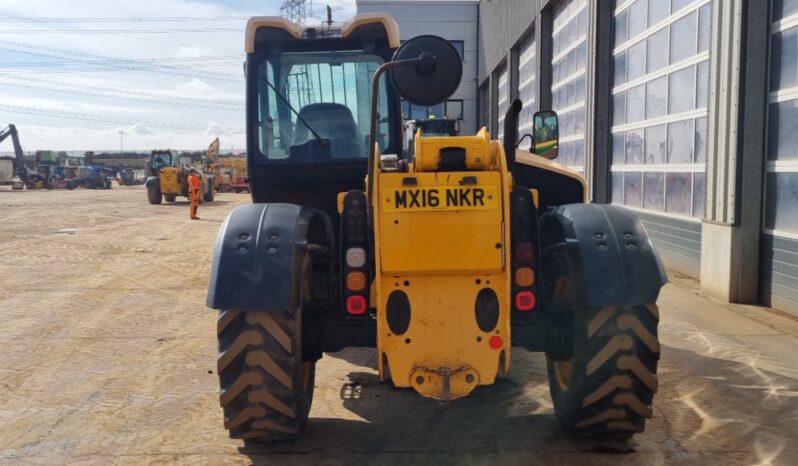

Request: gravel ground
left=1, top=186, right=796, bottom=465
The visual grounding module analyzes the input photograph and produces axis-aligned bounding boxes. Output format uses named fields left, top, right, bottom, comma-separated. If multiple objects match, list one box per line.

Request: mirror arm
left=503, top=99, right=523, bottom=175
left=367, top=56, right=427, bottom=227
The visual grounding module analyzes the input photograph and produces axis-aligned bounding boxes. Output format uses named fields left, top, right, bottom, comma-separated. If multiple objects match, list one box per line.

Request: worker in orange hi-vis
left=188, top=169, right=201, bottom=220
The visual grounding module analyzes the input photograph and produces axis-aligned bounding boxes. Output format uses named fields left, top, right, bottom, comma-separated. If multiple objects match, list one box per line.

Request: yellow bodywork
left=159, top=166, right=184, bottom=195
left=371, top=128, right=513, bottom=401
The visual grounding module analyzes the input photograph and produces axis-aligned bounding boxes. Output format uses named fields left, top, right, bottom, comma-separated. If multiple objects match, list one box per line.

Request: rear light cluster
left=341, top=191, right=370, bottom=316
left=510, top=188, right=539, bottom=313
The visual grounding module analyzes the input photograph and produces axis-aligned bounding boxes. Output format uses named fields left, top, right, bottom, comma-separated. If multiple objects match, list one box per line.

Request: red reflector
left=515, top=291, right=536, bottom=311
left=489, top=335, right=503, bottom=349
left=514, top=242, right=535, bottom=264
left=346, top=295, right=368, bottom=315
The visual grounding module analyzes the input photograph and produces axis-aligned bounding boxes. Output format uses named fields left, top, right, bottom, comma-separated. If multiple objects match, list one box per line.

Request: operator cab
left=245, top=15, right=402, bottom=223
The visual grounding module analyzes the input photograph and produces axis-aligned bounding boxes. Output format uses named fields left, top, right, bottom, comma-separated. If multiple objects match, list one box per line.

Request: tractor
left=146, top=149, right=214, bottom=204
left=207, top=14, right=666, bottom=442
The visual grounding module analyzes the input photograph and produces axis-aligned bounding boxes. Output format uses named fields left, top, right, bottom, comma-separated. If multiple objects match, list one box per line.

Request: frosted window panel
left=644, top=172, right=665, bottom=211
left=575, top=75, right=586, bottom=104
left=693, top=173, right=705, bottom=219
left=668, top=119, right=694, bottom=163
left=612, top=172, right=625, bottom=204
left=672, top=0, right=694, bottom=14
left=645, top=124, right=667, bottom=164
left=614, top=51, right=628, bottom=86
left=576, top=42, right=587, bottom=73
left=771, top=29, right=798, bottom=92
left=614, top=92, right=627, bottom=125
left=612, top=132, right=626, bottom=165
left=627, top=84, right=646, bottom=124
left=696, top=60, right=709, bottom=108
left=628, top=0, right=648, bottom=40
left=616, top=10, right=629, bottom=46
left=765, top=173, right=798, bottom=233
left=646, top=76, right=668, bottom=119
left=698, top=5, right=711, bottom=53
left=768, top=100, right=798, bottom=161
left=669, top=65, right=696, bottom=114
left=665, top=172, right=692, bottom=215
left=695, top=117, right=707, bottom=163
left=648, top=0, right=670, bottom=27
left=625, top=172, right=643, bottom=207
left=647, top=28, right=669, bottom=73
left=628, top=41, right=647, bottom=81
left=626, top=130, right=644, bottom=164
left=670, top=12, right=697, bottom=64
left=773, top=0, right=798, bottom=22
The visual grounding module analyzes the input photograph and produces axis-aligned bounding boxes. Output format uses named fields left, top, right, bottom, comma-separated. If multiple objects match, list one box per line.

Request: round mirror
left=390, top=35, right=463, bottom=106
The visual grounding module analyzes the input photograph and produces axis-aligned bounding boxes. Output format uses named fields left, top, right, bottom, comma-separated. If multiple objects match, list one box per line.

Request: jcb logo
left=385, top=186, right=497, bottom=212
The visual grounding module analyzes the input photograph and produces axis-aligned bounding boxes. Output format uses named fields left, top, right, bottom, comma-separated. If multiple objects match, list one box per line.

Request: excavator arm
left=0, top=124, right=28, bottom=182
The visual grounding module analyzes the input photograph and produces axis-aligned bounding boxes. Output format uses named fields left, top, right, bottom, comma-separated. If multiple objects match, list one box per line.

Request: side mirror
left=389, top=35, right=463, bottom=106
left=533, top=111, right=559, bottom=160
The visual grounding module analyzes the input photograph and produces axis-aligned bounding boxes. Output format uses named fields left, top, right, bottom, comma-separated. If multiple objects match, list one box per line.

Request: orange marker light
left=515, top=267, right=535, bottom=287
left=346, top=271, right=367, bottom=291
left=489, top=335, right=503, bottom=349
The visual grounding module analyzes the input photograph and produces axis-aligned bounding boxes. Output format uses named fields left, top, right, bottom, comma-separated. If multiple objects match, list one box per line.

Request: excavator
left=207, top=14, right=665, bottom=442
left=0, top=124, right=48, bottom=190
left=206, top=138, right=249, bottom=193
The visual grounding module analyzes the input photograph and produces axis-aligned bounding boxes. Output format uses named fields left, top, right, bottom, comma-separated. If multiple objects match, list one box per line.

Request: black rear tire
left=164, top=193, right=177, bottom=203
left=147, top=185, right=162, bottom=204
left=544, top=246, right=659, bottom=439
left=217, top=306, right=315, bottom=442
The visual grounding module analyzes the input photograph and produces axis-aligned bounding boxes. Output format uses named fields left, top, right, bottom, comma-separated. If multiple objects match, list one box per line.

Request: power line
left=0, top=16, right=252, bottom=23
left=0, top=74, right=243, bottom=107
left=0, top=40, right=243, bottom=81
left=0, top=78, right=244, bottom=111
left=0, top=27, right=243, bottom=33
left=0, top=104, right=245, bottom=133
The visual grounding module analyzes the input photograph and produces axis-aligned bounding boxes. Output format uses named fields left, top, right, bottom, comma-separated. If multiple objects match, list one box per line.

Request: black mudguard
left=206, top=203, right=334, bottom=312
left=540, top=204, right=667, bottom=306
left=145, top=176, right=159, bottom=188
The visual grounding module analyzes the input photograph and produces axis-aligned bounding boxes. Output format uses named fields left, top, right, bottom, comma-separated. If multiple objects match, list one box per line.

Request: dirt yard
left=1, top=186, right=797, bottom=465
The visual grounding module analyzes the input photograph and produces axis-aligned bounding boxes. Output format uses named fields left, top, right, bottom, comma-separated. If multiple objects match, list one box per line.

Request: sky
left=0, top=0, right=357, bottom=152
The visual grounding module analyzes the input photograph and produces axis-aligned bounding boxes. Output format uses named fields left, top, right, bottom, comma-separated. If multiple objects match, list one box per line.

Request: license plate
left=383, top=186, right=499, bottom=212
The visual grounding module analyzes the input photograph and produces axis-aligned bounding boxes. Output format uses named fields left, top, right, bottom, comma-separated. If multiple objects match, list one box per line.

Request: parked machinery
left=145, top=149, right=214, bottom=204
left=206, top=15, right=666, bottom=443
left=0, top=124, right=34, bottom=190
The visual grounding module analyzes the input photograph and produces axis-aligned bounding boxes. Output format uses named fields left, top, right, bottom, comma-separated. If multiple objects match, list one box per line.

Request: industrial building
left=356, top=0, right=798, bottom=316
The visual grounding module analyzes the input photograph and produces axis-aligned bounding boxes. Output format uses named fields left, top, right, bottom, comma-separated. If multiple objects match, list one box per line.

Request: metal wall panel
left=760, top=234, right=798, bottom=316
left=636, top=211, right=702, bottom=278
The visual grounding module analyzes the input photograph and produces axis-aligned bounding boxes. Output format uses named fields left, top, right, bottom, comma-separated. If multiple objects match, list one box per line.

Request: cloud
left=0, top=0, right=356, bottom=150
left=128, top=123, right=156, bottom=136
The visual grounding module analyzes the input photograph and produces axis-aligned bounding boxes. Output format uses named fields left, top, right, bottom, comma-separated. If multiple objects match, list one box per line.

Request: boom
left=0, top=124, right=28, bottom=182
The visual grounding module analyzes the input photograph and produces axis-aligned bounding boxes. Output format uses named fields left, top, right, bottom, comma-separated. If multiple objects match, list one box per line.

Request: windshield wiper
left=263, top=78, right=326, bottom=144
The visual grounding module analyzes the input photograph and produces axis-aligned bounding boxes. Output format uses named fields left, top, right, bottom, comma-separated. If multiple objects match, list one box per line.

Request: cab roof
left=245, top=13, right=400, bottom=53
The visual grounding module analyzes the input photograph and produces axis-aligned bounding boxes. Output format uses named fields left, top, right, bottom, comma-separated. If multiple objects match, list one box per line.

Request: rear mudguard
left=145, top=176, right=159, bottom=188
left=206, top=203, right=334, bottom=312
left=540, top=204, right=667, bottom=306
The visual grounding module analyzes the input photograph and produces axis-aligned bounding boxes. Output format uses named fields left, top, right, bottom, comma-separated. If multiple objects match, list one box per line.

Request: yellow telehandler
left=207, top=14, right=666, bottom=442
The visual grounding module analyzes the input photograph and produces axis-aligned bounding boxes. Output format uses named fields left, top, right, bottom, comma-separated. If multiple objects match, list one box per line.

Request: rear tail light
left=345, top=247, right=366, bottom=268
left=341, top=191, right=370, bottom=317
left=514, top=242, right=535, bottom=264
left=510, top=188, right=539, bottom=313
left=515, top=267, right=535, bottom=287
left=515, top=291, right=536, bottom=311
left=346, top=295, right=368, bottom=315
left=346, top=271, right=367, bottom=291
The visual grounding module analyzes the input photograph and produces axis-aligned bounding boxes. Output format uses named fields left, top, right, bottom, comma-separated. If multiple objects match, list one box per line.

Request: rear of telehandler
left=207, top=14, right=667, bottom=442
